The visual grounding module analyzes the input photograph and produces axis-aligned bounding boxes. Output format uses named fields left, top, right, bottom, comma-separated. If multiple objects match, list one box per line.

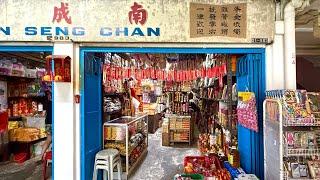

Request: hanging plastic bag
left=237, top=92, right=258, bottom=132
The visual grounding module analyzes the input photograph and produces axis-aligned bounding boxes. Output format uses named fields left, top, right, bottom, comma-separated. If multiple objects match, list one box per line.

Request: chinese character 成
left=129, top=2, right=148, bottom=25
left=52, top=2, right=72, bottom=24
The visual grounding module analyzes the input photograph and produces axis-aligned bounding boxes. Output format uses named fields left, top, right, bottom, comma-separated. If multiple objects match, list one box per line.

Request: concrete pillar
left=284, top=2, right=297, bottom=89
left=53, top=42, right=75, bottom=180
left=270, top=21, right=285, bottom=89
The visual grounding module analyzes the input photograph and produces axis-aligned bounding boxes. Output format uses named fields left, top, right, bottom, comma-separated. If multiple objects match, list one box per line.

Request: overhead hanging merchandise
left=264, top=89, right=320, bottom=180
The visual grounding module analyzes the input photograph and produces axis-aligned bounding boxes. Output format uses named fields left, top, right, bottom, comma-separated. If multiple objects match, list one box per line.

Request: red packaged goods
left=13, top=153, right=28, bottom=164
left=184, top=155, right=231, bottom=180
left=184, top=156, right=206, bottom=174
left=0, top=112, right=8, bottom=131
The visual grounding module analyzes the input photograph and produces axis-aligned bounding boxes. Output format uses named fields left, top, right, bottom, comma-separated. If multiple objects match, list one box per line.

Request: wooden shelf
left=170, top=140, right=190, bottom=143
left=8, top=95, right=45, bottom=99
left=170, top=128, right=190, bottom=131
left=164, top=91, right=189, bottom=93
left=104, top=92, right=124, bottom=96
left=10, top=137, right=47, bottom=144
left=0, top=74, right=37, bottom=80
left=105, top=110, right=122, bottom=115
left=8, top=116, right=23, bottom=121
left=173, top=101, right=188, bottom=103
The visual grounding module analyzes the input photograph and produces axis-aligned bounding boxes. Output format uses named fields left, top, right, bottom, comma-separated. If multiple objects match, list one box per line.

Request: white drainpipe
left=284, top=2, right=297, bottom=89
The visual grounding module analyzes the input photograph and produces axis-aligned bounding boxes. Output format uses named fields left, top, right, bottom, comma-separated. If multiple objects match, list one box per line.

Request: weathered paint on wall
left=0, top=0, right=275, bottom=43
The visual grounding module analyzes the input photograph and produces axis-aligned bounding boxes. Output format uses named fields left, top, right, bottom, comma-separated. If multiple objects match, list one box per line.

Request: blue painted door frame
left=79, top=47, right=266, bottom=180
left=80, top=52, right=103, bottom=180
left=236, top=53, right=266, bottom=179
left=0, top=45, right=55, bottom=178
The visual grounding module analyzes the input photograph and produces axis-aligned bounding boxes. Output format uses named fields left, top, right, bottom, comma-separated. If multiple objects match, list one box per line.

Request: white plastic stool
left=110, top=154, right=122, bottom=180
left=92, top=149, right=122, bottom=180
left=93, top=159, right=110, bottom=180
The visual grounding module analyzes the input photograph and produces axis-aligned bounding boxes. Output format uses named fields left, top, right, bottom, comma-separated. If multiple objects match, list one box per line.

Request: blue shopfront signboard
left=0, top=0, right=274, bottom=43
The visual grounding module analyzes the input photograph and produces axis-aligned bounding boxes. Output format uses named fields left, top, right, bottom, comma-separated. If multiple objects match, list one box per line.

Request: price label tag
left=238, top=92, right=253, bottom=101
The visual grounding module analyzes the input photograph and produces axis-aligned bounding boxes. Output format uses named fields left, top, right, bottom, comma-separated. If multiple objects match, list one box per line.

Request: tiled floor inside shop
left=0, top=156, right=51, bottom=180
left=0, top=128, right=197, bottom=180
left=130, top=128, right=199, bottom=180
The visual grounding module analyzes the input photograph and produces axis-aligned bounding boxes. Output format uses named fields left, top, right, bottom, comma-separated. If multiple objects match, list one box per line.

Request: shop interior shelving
left=168, top=115, right=192, bottom=145
left=103, top=114, right=148, bottom=178
left=264, top=99, right=320, bottom=180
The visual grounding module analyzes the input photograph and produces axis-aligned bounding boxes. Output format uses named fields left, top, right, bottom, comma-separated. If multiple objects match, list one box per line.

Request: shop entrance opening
left=0, top=46, right=54, bottom=180
left=80, top=47, right=266, bottom=180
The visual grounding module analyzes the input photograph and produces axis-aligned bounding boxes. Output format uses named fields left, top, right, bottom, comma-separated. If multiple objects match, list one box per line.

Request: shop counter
left=103, top=114, right=148, bottom=178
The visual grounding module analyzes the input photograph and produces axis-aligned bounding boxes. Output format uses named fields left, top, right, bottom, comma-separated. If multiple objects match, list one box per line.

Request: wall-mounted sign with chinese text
left=190, top=3, right=247, bottom=38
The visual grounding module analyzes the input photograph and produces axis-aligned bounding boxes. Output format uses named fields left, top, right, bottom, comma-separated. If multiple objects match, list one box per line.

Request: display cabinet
left=264, top=97, right=320, bottom=180
left=103, top=114, right=148, bottom=177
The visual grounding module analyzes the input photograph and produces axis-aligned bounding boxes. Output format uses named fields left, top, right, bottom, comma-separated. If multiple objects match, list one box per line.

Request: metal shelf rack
left=263, top=99, right=320, bottom=180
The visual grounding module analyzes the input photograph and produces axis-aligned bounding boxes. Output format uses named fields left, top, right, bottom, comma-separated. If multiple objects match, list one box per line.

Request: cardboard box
left=162, top=133, right=170, bottom=146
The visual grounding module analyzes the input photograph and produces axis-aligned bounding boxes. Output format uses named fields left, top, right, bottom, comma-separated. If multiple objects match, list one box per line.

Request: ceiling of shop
left=295, top=0, right=320, bottom=55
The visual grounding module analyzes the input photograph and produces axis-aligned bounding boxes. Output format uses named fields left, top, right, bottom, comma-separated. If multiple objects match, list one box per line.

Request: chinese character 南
left=52, top=2, right=72, bottom=24
left=197, top=14, right=204, bottom=20
left=129, top=2, right=148, bottom=25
